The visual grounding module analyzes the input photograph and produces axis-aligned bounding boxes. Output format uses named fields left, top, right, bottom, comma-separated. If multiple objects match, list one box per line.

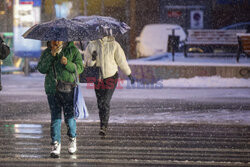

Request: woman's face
left=51, top=41, right=63, bottom=48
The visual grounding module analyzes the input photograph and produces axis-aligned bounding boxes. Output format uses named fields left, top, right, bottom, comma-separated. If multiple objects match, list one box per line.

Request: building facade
left=0, top=0, right=249, bottom=59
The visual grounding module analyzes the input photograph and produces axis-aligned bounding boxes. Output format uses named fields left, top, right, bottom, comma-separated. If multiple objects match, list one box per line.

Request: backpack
left=0, top=37, right=10, bottom=60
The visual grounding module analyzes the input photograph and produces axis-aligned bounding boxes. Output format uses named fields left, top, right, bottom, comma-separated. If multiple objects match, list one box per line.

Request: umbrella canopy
left=22, top=18, right=89, bottom=41
left=72, top=15, right=130, bottom=41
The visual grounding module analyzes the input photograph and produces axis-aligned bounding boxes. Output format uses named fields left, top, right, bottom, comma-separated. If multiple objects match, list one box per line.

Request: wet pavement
left=0, top=95, right=250, bottom=167
left=0, top=73, right=250, bottom=166
left=1, top=95, right=250, bottom=125
left=0, top=121, right=249, bottom=167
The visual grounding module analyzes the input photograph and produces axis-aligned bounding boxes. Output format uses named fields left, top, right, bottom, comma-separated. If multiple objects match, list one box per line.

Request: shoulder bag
left=80, top=64, right=101, bottom=83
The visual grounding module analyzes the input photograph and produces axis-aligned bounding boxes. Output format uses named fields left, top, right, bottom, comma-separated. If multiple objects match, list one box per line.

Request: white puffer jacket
left=84, top=36, right=131, bottom=79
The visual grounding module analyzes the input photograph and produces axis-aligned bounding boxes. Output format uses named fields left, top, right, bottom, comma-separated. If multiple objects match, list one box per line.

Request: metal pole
left=75, top=0, right=80, bottom=17
left=172, top=29, right=175, bottom=62
left=24, top=57, right=29, bottom=76
left=52, top=0, right=56, bottom=19
left=84, top=0, right=87, bottom=16
left=101, top=0, right=104, bottom=15
left=4, top=0, right=7, bottom=32
left=130, top=0, right=136, bottom=59
left=126, top=0, right=130, bottom=57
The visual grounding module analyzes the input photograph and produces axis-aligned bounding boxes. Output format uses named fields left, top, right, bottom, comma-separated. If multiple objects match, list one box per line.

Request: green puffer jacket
left=38, top=42, right=83, bottom=95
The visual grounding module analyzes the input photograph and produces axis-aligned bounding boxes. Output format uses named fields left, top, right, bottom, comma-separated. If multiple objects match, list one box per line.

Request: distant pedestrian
left=38, top=40, right=83, bottom=158
left=84, top=36, right=135, bottom=137
left=246, top=25, right=250, bottom=33
left=0, top=36, right=10, bottom=91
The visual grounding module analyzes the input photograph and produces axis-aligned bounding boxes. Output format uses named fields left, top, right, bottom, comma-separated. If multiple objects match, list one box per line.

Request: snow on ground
left=1, top=73, right=250, bottom=91
left=129, top=52, right=250, bottom=66
left=2, top=72, right=250, bottom=90
left=161, top=76, right=250, bottom=88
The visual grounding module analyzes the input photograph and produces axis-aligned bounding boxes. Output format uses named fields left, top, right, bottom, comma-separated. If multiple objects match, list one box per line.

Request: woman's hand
left=61, top=56, right=67, bottom=65
left=52, top=45, right=63, bottom=56
left=51, top=45, right=63, bottom=56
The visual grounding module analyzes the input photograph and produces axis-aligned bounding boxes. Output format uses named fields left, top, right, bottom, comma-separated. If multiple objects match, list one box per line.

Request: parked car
left=135, top=24, right=186, bottom=58
left=220, top=22, right=250, bottom=32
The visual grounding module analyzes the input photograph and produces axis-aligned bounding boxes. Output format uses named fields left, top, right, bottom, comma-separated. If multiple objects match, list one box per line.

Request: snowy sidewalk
left=1, top=73, right=250, bottom=96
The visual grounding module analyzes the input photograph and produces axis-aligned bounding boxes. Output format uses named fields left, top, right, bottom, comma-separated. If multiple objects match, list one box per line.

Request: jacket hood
left=66, top=41, right=75, bottom=47
left=100, top=36, right=115, bottom=43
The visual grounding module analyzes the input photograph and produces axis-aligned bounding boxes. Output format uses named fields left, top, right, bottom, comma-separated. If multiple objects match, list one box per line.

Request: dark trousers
left=47, top=90, right=76, bottom=143
left=94, top=73, right=118, bottom=129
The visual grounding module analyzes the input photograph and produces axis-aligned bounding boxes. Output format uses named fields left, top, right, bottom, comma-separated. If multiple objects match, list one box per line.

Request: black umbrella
left=72, top=15, right=130, bottom=41
left=22, top=18, right=89, bottom=41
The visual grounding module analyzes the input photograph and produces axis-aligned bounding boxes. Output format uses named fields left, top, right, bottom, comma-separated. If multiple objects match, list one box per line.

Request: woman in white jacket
left=84, top=36, right=135, bottom=136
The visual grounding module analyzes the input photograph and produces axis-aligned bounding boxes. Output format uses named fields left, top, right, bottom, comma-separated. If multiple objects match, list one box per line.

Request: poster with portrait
left=190, top=10, right=204, bottom=29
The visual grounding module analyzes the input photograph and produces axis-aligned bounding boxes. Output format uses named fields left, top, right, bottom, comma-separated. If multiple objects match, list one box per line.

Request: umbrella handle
left=79, top=41, right=84, bottom=51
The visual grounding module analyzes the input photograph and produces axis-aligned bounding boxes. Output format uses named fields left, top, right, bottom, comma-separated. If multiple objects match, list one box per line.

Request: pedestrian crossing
left=0, top=121, right=249, bottom=167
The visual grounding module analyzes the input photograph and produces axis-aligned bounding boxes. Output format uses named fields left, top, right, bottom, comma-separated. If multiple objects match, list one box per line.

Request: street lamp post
left=84, top=0, right=87, bottom=16
left=171, top=29, right=175, bottom=62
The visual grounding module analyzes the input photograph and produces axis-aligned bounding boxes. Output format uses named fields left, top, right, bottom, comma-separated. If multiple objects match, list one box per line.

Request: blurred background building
left=0, top=0, right=249, bottom=59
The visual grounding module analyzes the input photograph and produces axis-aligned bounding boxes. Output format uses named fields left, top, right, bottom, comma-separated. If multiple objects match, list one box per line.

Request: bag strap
left=52, top=61, right=58, bottom=84
left=96, top=41, right=104, bottom=79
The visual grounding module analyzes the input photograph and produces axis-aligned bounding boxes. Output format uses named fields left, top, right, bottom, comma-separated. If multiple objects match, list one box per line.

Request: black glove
left=128, top=74, right=135, bottom=84
left=92, top=51, right=97, bottom=61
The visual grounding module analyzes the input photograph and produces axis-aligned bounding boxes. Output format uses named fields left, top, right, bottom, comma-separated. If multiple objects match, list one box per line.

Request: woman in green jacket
left=38, top=41, right=83, bottom=158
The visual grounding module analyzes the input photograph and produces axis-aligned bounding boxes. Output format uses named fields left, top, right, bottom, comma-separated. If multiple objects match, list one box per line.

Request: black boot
left=99, top=126, right=107, bottom=137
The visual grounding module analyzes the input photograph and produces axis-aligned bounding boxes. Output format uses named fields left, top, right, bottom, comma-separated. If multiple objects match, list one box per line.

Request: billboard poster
left=13, top=0, right=41, bottom=58
left=55, top=1, right=73, bottom=18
